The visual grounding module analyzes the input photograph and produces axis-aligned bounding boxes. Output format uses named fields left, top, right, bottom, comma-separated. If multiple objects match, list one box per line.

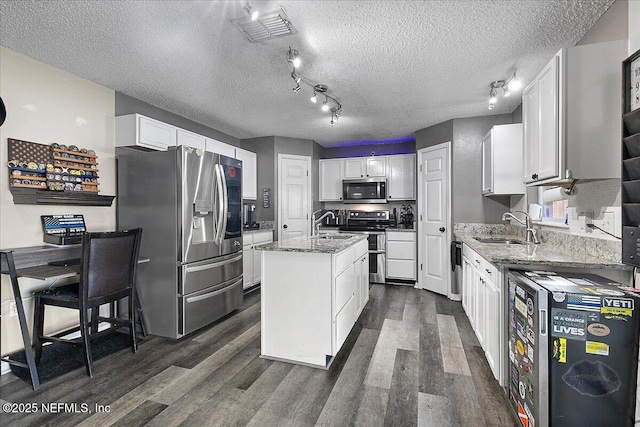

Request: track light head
left=507, top=72, right=521, bottom=92
left=287, top=47, right=301, bottom=68
left=291, top=71, right=301, bottom=84
left=310, top=91, right=318, bottom=103
left=503, top=86, right=511, bottom=97
left=293, top=84, right=301, bottom=93
left=321, top=97, right=330, bottom=112
left=244, top=2, right=259, bottom=21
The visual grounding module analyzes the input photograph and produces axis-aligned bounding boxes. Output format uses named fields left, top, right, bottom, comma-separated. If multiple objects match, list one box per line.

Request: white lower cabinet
left=355, top=251, right=369, bottom=316
left=242, top=231, right=273, bottom=290
left=386, top=231, right=417, bottom=281
left=461, top=243, right=503, bottom=384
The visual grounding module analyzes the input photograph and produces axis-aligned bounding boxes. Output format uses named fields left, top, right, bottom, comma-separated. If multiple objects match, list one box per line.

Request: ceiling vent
left=232, top=8, right=297, bottom=43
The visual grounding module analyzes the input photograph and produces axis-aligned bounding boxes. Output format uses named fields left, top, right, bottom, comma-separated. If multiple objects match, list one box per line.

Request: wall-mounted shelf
left=10, top=189, right=114, bottom=206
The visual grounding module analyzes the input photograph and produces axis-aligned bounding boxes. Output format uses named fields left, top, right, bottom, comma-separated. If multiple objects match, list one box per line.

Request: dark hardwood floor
left=0, top=285, right=517, bottom=426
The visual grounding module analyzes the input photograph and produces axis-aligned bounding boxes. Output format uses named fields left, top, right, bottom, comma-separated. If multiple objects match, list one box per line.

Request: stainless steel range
left=339, top=210, right=391, bottom=283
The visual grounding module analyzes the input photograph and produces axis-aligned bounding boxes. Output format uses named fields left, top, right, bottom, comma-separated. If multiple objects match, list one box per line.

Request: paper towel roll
left=541, top=187, right=573, bottom=203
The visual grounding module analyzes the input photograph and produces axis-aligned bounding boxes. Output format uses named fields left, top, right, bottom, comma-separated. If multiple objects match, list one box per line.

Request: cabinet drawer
left=386, top=231, right=416, bottom=242
left=354, top=240, right=368, bottom=259
left=334, top=295, right=356, bottom=354
left=482, top=259, right=498, bottom=282
left=386, top=259, right=416, bottom=280
left=472, top=251, right=484, bottom=270
left=334, top=264, right=355, bottom=314
left=335, top=247, right=354, bottom=275
left=387, top=241, right=415, bottom=260
left=242, top=235, right=253, bottom=246
left=252, top=231, right=273, bottom=245
left=462, top=243, right=474, bottom=261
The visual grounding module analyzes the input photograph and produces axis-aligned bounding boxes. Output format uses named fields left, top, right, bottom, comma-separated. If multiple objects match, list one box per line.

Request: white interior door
left=417, top=144, right=450, bottom=296
left=278, top=154, right=311, bottom=242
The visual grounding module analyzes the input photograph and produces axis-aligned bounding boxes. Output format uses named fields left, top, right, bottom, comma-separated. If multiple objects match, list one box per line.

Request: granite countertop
left=256, top=233, right=367, bottom=254
left=455, top=231, right=629, bottom=270
left=386, top=227, right=416, bottom=232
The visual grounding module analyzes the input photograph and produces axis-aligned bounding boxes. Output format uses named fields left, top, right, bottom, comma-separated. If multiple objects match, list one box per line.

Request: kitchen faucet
left=312, top=210, right=335, bottom=236
left=501, top=211, right=540, bottom=244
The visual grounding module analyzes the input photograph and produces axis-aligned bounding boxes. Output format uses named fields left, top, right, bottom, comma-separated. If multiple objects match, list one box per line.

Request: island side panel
left=261, top=250, right=333, bottom=367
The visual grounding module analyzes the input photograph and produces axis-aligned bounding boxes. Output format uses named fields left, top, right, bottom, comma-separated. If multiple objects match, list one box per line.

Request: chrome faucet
left=312, top=210, right=336, bottom=236
left=501, top=211, right=540, bottom=244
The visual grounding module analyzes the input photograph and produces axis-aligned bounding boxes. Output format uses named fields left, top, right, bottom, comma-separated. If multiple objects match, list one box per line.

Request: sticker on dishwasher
left=587, top=323, right=611, bottom=337
left=601, top=297, right=634, bottom=317
left=586, top=341, right=610, bottom=356
left=553, top=338, right=567, bottom=363
left=516, top=340, right=525, bottom=356
left=551, top=309, right=586, bottom=341
left=516, top=298, right=528, bottom=317
left=553, top=292, right=566, bottom=303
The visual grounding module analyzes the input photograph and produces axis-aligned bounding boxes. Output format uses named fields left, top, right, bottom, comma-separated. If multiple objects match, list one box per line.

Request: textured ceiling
left=0, top=0, right=614, bottom=147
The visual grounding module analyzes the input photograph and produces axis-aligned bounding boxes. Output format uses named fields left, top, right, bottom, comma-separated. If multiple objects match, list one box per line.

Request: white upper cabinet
left=319, top=159, right=344, bottom=201
left=482, top=124, right=524, bottom=196
left=343, top=158, right=366, bottom=179
left=522, top=40, right=626, bottom=185
left=177, top=128, right=206, bottom=151
left=116, top=114, right=177, bottom=151
left=235, top=148, right=257, bottom=200
left=365, top=157, right=387, bottom=177
left=387, top=154, right=416, bottom=200
left=205, top=137, right=236, bottom=158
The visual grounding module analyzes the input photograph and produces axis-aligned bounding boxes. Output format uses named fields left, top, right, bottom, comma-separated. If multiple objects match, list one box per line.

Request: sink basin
left=474, top=237, right=525, bottom=245
left=311, top=234, right=354, bottom=240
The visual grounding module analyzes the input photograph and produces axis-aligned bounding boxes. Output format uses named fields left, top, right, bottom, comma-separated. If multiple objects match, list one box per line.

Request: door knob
left=283, top=224, right=288, bottom=229
left=531, top=173, right=538, bottom=180
left=439, top=227, right=445, bottom=232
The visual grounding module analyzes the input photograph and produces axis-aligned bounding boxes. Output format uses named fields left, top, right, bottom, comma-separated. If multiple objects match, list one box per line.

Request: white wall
left=0, top=47, right=116, bottom=356
left=630, top=0, right=639, bottom=54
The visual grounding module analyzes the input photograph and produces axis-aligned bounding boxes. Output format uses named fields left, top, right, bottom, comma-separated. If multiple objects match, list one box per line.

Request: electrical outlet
left=9, top=301, right=18, bottom=317
left=577, top=211, right=593, bottom=232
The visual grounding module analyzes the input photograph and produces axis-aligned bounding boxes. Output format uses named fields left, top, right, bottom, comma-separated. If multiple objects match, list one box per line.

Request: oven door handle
left=369, top=250, right=386, bottom=254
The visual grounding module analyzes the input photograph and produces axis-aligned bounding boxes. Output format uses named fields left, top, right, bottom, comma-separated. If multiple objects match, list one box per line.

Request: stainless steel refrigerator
left=117, top=145, right=243, bottom=339
left=508, top=270, right=640, bottom=427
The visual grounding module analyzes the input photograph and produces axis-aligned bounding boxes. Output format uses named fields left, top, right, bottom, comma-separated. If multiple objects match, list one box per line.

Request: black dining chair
left=32, top=228, right=142, bottom=377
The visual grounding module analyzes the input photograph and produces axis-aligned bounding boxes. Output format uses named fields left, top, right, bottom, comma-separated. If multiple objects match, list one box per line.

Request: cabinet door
left=387, top=154, right=416, bottom=200
left=319, top=159, right=344, bottom=201
left=482, top=131, right=493, bottom=194
left=138, top=116, right=176, bottom=151
left=474, top=270, right=485, bottom=349
left=235, top=148, right=257, bottom=200
left=242, top=247, right=253, bottom=290
left=462, top=256, right=470, bottom=316
left=252, top=247, right=262, bottom=285
left=343, top=158, right=365, bottom=178
left=536, top=56, right=559, bottom=181
left=177, top=129, right=205, bottom=151
left=365, top=157, right=387, bottom=177
left=361, top=253, right=369, bottom=310
left=523, top=80, right=540, bottom=183
left=484, top=277, right=500, bottom=380
left=205, top=138, right=236, bottom=157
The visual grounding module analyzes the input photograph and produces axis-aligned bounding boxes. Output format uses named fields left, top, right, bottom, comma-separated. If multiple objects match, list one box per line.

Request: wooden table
left=0, top=245, right=148, bottom=390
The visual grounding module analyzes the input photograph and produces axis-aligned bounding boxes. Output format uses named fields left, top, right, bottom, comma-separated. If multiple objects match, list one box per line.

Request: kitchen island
left=256, top=233, right=369, bottom=369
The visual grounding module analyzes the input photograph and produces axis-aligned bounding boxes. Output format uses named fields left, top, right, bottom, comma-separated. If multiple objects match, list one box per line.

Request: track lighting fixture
left=284, top=50, right=343, bottom=126
left=244, top=1, right=259, bottom=21
left=487, top=70, right=521, bottom=109
left=287, top=47, right=301, bottom=68
left=322, top=97, right=330, bottom=112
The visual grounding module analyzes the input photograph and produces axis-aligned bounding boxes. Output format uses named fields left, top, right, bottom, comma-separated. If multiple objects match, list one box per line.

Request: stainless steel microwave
left=342, top=179, right=387, bottom=203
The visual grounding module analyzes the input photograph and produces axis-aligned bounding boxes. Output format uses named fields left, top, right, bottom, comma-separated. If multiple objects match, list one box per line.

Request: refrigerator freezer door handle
left=214, top=164, right=225, bottom=244
left=220, top=163, right=229, bottom=244
left=185, top=278, right=243, bottom=303
left=539, top=309, right=547, bottom=336
left=184, top=253, right=243, bottom=273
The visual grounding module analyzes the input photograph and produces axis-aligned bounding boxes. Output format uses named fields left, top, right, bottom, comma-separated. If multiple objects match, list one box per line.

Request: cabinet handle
left=439, top=227, right=445, bottom=232
left=485, top=269, right=492, bottom=274
left=531, top=173, right=538, bottom=180
left=475, top=259, right=480, bottom=264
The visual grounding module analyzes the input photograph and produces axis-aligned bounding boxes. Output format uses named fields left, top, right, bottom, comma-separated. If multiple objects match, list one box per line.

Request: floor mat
left=7, top=332, right=132, bottom=384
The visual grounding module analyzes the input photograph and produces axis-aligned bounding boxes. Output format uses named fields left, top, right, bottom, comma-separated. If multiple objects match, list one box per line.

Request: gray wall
left=511, top=104, right=523, bottom=123
left=415, top=115, right=516, bottom=224
left=241, top=136, right=323, bottom=233
left=415, top=119, right=453, bottom=150
left=322, top=140, right=416, bottom=159
left=115, top=92, right=241, bottom=147
left=241, top=136, right=276, bottom=221
left=451, top=114, right=513, bottom=223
